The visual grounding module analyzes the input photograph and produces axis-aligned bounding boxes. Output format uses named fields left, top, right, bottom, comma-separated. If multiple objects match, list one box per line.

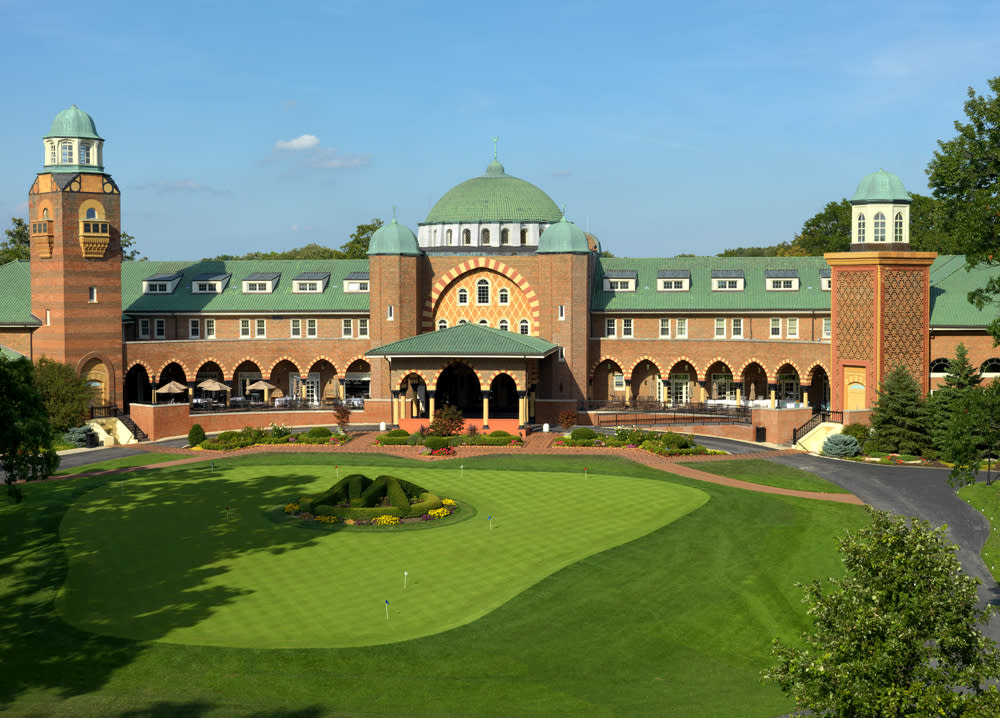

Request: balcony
left=31, top=220, right=54, bottom=258
left=79, top=220, right=110, bottom=258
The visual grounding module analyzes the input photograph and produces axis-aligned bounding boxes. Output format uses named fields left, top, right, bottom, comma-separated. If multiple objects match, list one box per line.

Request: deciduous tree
left=33, top=357, right=97, bottom=434
left=1, top=217, right=30, bottom=264
left=0, top=356, right=59, bottom=498
left=764, top=508, right=1000, bottom=717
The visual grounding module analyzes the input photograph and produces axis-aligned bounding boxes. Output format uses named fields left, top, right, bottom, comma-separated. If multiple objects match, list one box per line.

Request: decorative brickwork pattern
left=835, top=270, right=874, bottom=361
left=882, top=269, right=926, bottom=380
left=431, top=267, right=537, bottom=333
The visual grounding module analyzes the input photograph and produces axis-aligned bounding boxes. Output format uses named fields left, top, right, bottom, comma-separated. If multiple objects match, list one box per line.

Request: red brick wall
left=0, top=328, right=34, bottom=356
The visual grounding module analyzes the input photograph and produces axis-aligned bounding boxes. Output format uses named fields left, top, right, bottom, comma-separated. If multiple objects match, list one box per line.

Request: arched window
left=458, top=319, right=468, bottom=325
left=520, top=228, right=528, bottom=245
left=60, top=141, right=73, bottom=164
left=873, top=212, right=886, bottom=242
left=433, top=229, right=438, bottom=244
left=499, top=319, right=510, bottom=331
left=481, top=228, right=490, bottom=245
left=42, top=208, right=50, bottom=219
left=501, top=228, right=510, bottom=245
left=86, top=208, right=98, bottom=219
left=79, top=143, right=91, bottom=164
left=446, top=229, right=453, bottom=245
left=894, top=212, right=904, bottom=242
left=981, top=358, right=1000, bottom=376
left=437, top=319, right=448, bottom=331
left=462, top=229, right=471, bottom=245
left=457, top=288, right=469, bottom=305
left=519, top=319, right=530, bottom=335
left=477, top=279, right=490, bottom=304
left=498, top=288, right=509, bottom=305
left=929, top=358, right=951, bottom=375
left=856, top=213, right=866, bottom=242
left=478, top=319, right=488, bottom=326
left=48, top=142, right=56, bottom=164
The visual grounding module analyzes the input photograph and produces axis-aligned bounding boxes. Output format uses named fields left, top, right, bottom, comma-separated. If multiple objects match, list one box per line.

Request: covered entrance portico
left=367, top=323, right=558, bottom=433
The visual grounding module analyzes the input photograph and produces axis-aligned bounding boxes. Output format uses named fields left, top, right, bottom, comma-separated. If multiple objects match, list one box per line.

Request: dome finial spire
left=492, top=136, right=498, bottom=160
left=392, top=205, right=397, bottom=222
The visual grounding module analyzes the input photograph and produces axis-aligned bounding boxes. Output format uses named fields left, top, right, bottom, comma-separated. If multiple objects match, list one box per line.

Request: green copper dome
left=423, top=160, right=562, bottom=224
left=44, top=105, right=102, bottom=140
left=537, top=216, right=591, bottom=254
left=368, top=219, right=422, bottom=256
left=851, top=169, right=910, bottom=204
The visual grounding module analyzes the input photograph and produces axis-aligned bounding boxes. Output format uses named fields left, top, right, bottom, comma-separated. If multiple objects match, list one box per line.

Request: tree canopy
left=926, top=76, right=1000, bottom=340
left=869, top=365, right=928, bottom=455
left=0, top=356, right=59, bottom=499
left=928, top=344, right=982, bottom=462
left=1, top=217, right=29, bottom=264
left=33, top=357, right=98, bottom=434
left=764, top=508, right=1000, bottom=717
left=206, top=219, right=384, bottom=261
left=945, top=380, right=1000, bottom=487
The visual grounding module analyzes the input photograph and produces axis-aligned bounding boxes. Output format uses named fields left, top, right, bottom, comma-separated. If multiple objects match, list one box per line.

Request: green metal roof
left=367, top=322, right=558, bottom=357
left=851, top=169, right=910, bottom=204
left=368, top=219, right=422, bottom=256
left=122, top=259, right=371, bottom=314
left=537, top=216, right=591, bottom=254
left=929, top=255, right=1000, bottom=327
left=0, top=261, right=39, bottom=325
left=592, top=256, right=834, bottom=312
left=44, top=106, right=102, bottom=140
left=0, top=345, right=27, bottom=360
left=422, top=160, right=562, bottom=225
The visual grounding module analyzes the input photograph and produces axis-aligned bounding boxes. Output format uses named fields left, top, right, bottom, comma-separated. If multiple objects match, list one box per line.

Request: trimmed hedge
left=386, top=428, right=410, bottom=438
left=377, top=436, right=410, bottom=446
left=424, top=436, right=452, bottom=450
left=570, top=427, right=597, bottom=441
left=304, top=473, right=429, bottom=519
left=488, top=430, right=512, bottom=438
left=306, top=426, right=332, bottom=439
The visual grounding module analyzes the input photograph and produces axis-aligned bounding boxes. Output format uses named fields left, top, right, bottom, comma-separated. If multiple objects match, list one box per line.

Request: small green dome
left=44, top=105, right=102, bottom=140
left=537, top=216, right=591, bottom=254
left=851, top=169, right=910, bottom=204
left=368, top=219, right=422, bottom=256
left=423, top=160, right=562, bottom=224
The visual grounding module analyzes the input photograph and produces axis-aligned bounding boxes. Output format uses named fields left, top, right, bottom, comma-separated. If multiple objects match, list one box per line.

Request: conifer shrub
left=823, top=433, right=861, bottom=458
left=187, top=423, right=205, bottom=446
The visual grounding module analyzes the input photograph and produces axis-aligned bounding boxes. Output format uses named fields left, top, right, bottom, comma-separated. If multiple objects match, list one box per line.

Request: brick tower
left=826, top=170, right=936, bottom=418
left=28, top=106, right=124, bottom=406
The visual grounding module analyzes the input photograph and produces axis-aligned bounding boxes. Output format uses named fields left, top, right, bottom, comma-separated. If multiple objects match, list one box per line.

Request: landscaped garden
left=1, top=451, right=868, bottom=716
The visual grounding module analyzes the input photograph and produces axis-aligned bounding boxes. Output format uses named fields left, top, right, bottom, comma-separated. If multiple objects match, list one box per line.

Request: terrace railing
left=586, top=402, right=752, bottom=427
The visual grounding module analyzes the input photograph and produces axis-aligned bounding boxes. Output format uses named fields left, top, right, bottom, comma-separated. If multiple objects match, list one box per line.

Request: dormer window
left=242, top=272, right=279, bottom=294
left=192, top=273, right=230, bottom=294
left=819, top=269, right=832, bottom=291
left=293, top=271, right=329, bottom=293
left=343, top=271, right=370, bottom=293
left=765, top=270, right=799, bottom=291
left=657, top=270, right=690, bottom=291
left=142, top=272, right=182, bottom=295
left=603, top=270, right=637, bottom=292
left=711, top=270, right=745, bottom=291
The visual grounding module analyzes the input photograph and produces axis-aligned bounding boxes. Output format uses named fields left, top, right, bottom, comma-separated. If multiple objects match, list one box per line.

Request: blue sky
left=1, top=0, right=997, bottom=261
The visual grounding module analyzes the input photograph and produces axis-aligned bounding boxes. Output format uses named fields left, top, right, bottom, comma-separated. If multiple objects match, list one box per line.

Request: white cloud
left=275, top=134, right=320, bottom=151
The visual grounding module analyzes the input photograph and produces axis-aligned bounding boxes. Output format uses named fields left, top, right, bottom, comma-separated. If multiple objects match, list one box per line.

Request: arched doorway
left=309, top=360, right=339, bottom=404
left=345, top=360, right=371, bottom=401
left=436, top=363, right=482, bottom=418
left=81, top=358, right=110, bottom=406
left=705, top=360, right=735, bottom=402
left=157, top=362, right=188, bottom=403
left=666, top=360, right=696, bottom=406
left=808, top=366, right=830, bottom=411
left=270, top=359, right=301, bottom=402
left=232, top=360, right=262, bottom=398
left=631, top=360, right=661, bottom=404
left=592, top=359, right=625, bottom=402
left=124, top=364, right=152, bottom=407
left=776, top=364, right=801, bottom=405
left=490, top=373, right=518, bottom=418
left=741, top=362, right=767, bottom=404
left=400, top=373, right=428, bottom=419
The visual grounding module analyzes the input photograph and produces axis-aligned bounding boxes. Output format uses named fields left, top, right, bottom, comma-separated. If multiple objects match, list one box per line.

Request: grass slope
left=1, top=452, right=868, bottom=717
left=681, top=458, right=850, bottom=493
left=53, top=452, right=183, bottom=476
left=959, top=482, right=1000, bottom=581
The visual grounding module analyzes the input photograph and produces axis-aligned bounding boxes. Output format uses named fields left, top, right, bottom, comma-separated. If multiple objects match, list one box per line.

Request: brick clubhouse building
left=2, top=106, right=998, bottom=443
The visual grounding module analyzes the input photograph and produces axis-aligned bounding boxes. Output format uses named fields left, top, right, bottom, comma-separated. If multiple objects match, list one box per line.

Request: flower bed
left=200, top=424, right=352, bottom=450
left=553, top=427, right=710, bottom=457
left=373, top=428, right=524, bottom=450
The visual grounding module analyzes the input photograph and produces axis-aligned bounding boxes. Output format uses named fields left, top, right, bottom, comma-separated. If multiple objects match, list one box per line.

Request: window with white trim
left=499, top=288, right=509, bottom=305
left=306, top=319, right=317, bottom=337
left=767, top=278, right=797, bottom=290
left=499, top=319, right=509, bottom=331
left=387, top=305, right=394, bottom=320
left=787, top=317, right=798, bottom=338
left=478, top=319, right=488, bottom=326
left=194, top=282, right=221, bottom=294
left=189, top=319, right=200, bottom=338
left=294, top=281, right=321, bottom=293
left=605, top=318, right=616, bottom=337
left=714, top=318, right=725, bottom=338
left=359, top=318, right=368, bottom=338
left=676, top=318, right=687, bottom=338
left=659, top=318, right=670, bottom=338
left=558, top=304, right=565, bottom=320
left=822, top=317, right=831, bottom=338
left=622, top=318, right=633, bottom=337
left=712, top=278, right=743, bottom=291
left=437, top=319, right=448, bottom=331
left=821, top=276, right=832, bottom=291
left=205, top=319, right=215, bottom=338
left=255, top=319, right=266, bottom=337
left=60, top=141, right=73, bottom=164
left=732, top=318, right=743, bottom=338
left=139, top=318, right=150, bottom=338
left=857, top=213, right=866, bottom=242
left=894, top=212, right=904, bottom=242
left=604, top=278, right=635, bottom=291
left=240, top=319, right=250, bottom=338
left=344, top=281, right=369, bottom=293
left=145, top=282, right=169, bottom=293
left=291, top=319, right=302, bottom=338
left=770, top=318, right=781, bottom=337
left=658, top=278, right=689, bottom=291
left=155, top=318, right=166, bottom=339
left=79, top=142, right=91, bottom=164
left=342, top=319, right=353, bottom=337
left=519, top=319, right=530, bottom=335
left=874, top=212, right=886, bottom=242
left=476, top=279, right=490, bottom=305
left=458, top=288, right=468, bottom=305
left=88, top=286, right=97, bottom=303
left=613, top=373, right=625, bottom=390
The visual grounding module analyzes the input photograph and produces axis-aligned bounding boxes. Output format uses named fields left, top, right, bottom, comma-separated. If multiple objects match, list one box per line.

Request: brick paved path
left=62, top=432, right=863, bottom=505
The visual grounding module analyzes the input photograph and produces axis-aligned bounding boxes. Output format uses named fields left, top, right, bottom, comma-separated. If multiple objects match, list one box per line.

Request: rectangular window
left=558, top=304, right=565, bottom=320
left=290, top=319, right=302, bottom=338
left=189, top=319, right=200, bottom=338
left=770, top=318, right=781, bottom=337
left=306, top=319, right=317, bottom=338
left=154, top=318, right=166, bottom=339
left=676, top=318, right=687, bottom=338
left=387, top=305, right=394, bottom=320
left=823, top=317, right=832, bottom=338
left=139, top=318, right=150, bottom=338
left=613, top=373, right=625, bottom=389
left=732, top=318, right=743, bottom=338
left=45, top=309, right=51, bottom=326
left=359, top=318, right=369, bottom=338
left=659, top=318, right=670, bottom=338
left=343, top=319, right=353, bottom=337
left=240, top=319, right=251, bottom=338
left=605, top=318, right=616, bottom=337
left=205, top=319, right=215, bottom=338
left=622, top=318, right=633, bottom=337
left=714, top=318, right=726, bottom=338
left=295, top=281, right=321, bottom=293
left=821, top=277, right=832, bottom=291
left=88, top=286, right=97, bottom=303
left=255, top=319, right=266, bottom=337
left=787, top=317, right=798, bottom=338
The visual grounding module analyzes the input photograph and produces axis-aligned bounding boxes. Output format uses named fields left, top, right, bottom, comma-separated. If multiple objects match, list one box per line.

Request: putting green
left=57, top=461, right=707, bottom=648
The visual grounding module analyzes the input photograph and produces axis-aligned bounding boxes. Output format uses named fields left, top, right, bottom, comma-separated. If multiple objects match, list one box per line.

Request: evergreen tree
left=870, top=365, right=928, bottom=455
left=946, top=381, right=1000, bottom=487
left=928, top=344, right=982, bottom=459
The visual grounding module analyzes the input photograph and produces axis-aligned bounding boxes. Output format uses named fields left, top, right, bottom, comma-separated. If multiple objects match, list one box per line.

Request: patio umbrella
left=156, top=380, right=188, bottom=394
left=323, top=380, right=338, bottom=398
left=748, top=383, right=757, bottom=401
left=271, top=387, right=285, bottom=398
left=246, top=379, right=277, bottom=402
left=198, top=379, right=230, bottom=392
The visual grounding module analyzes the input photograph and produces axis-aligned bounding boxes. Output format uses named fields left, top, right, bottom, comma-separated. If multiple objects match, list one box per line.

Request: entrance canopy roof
left=367, top=323, right=558, bottom=359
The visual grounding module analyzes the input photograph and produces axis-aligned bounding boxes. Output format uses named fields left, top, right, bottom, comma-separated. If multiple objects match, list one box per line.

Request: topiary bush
left=386, top=428, right=410, bottom=438
left=424, top=436, right=451, bottom=451
left=187, top=423, right=206, bottom=446
left=571, top=427, right=597, bottom=441
left=488, top=430, right=512, bottom=438
left=823, top=433, right=861, bottom=458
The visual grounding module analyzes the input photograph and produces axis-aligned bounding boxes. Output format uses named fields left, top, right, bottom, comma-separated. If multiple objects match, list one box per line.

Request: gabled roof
left=367, top=322, right=558, bottom=358
left=0, top=344, right=27, bottom=360
left=765, top=269, right=798, bottom=278
left=245, top=272, right=280, bottom=282
left=0, top=261, right=39, bottom=326
left=711, top=269, right=745, bottom=278
left=657, top=269, right=690, bottom=279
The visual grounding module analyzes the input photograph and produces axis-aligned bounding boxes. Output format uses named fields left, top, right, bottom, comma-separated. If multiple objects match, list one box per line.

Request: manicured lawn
left=959, top=481, right=1000, bottom=581
left=1, top=452, right=867, bottom=717
left=681, top=458, right=850, bottom=493
left=53, top=452, right=183, bottom=476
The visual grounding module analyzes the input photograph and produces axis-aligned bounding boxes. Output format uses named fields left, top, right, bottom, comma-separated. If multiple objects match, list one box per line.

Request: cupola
left=367, top=218, right=423, bottom=256
left=43, top=105, right=105, bottom=173
left=849, top=169, right=912, bottom=249
left=536, top=215, right=591, bottom=254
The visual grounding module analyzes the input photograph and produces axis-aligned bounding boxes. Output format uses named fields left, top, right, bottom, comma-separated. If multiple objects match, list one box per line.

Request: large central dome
left=423, top=159, right=562, bottom=225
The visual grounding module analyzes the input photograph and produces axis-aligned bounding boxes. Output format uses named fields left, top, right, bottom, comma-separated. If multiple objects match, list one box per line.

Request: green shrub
left=410, top=491, right=443, bottom=515
left=424, top=436, right=451, bottom=450
left=187, top=423, right=206, bottom=446
left=407, top=432, right=423, bottom=446
left=841, top=423, right=871, bottom=446
left=377, top=436, right=410, bottom=446
left=605, top=437, right=626, bottom=447
left=386, top=428, right=410, bottom=438
left=217, top=430, right=239, bottom=442
left=488, top=430, right=512, bottom=438
left=63, top=425, right=96, bottom=448
left=307, top=426, right=332, bottom=439
left=571, top=427, right=597, bottom=441
left=269, top=423, right=291, bottom=438
left=823, top=433, right=861, bottom=458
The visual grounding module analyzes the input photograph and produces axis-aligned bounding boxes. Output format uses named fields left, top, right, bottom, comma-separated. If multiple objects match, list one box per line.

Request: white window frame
left=240, top=319, right=251, bottom=338
left=457, top=288, right=469, bottom=306
left=205, top=318, right=215, bottom=338
left=658, top=278, right=689, bottom=291
left=255, top=319, right=266, bottom=338
left=387, top=304, right=394, bottom=320
left=714, top=318, right=726, bottom=338
left=139, top=318, right=150, bottom=338
left=731, top=318, right=743, bottom=338
left=712, top=278, right=744, bottom=291
left=605, top=318, right=616, bottom=338
left=294, top=281, right=322, bottom=293
left=359, top=318, right=369, bottom=338
left=306, top=318, right=318, bottom=338
left=476, top=279, right=490, bottom=305
left=88, top=286, right=98, bottom=303
left=622, top=318, right=633, bottom=338
left=676, top=318, right=688, bottom=338
left=770, top=318, right=781, bottom=338
left=519, top=319, right=530, bottom=335
left=499, top=319, right=509, bottom=331
left=604, top=278, right=635, bottom=292
left=189, top=319, right=200, bottom=339
left=343, top=318, right=353, bottom=337
left=344, top=281, right=369, bottom=293
left=821, top=276, right=832, bottom=291
left=437, top=319, right=448, bottom=331
left=822, top=317, right=832, bottom=338
left=154, top=318, right=166, bottom=339
left=659, top=318, right=670, bottom=338
left=767, top=278, right=798, bottom=291
left=558, top=304, right=565, bottom=320
left=787, top=317, right=799, bottom=338
left=290, top=318, right=302, bottom=338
